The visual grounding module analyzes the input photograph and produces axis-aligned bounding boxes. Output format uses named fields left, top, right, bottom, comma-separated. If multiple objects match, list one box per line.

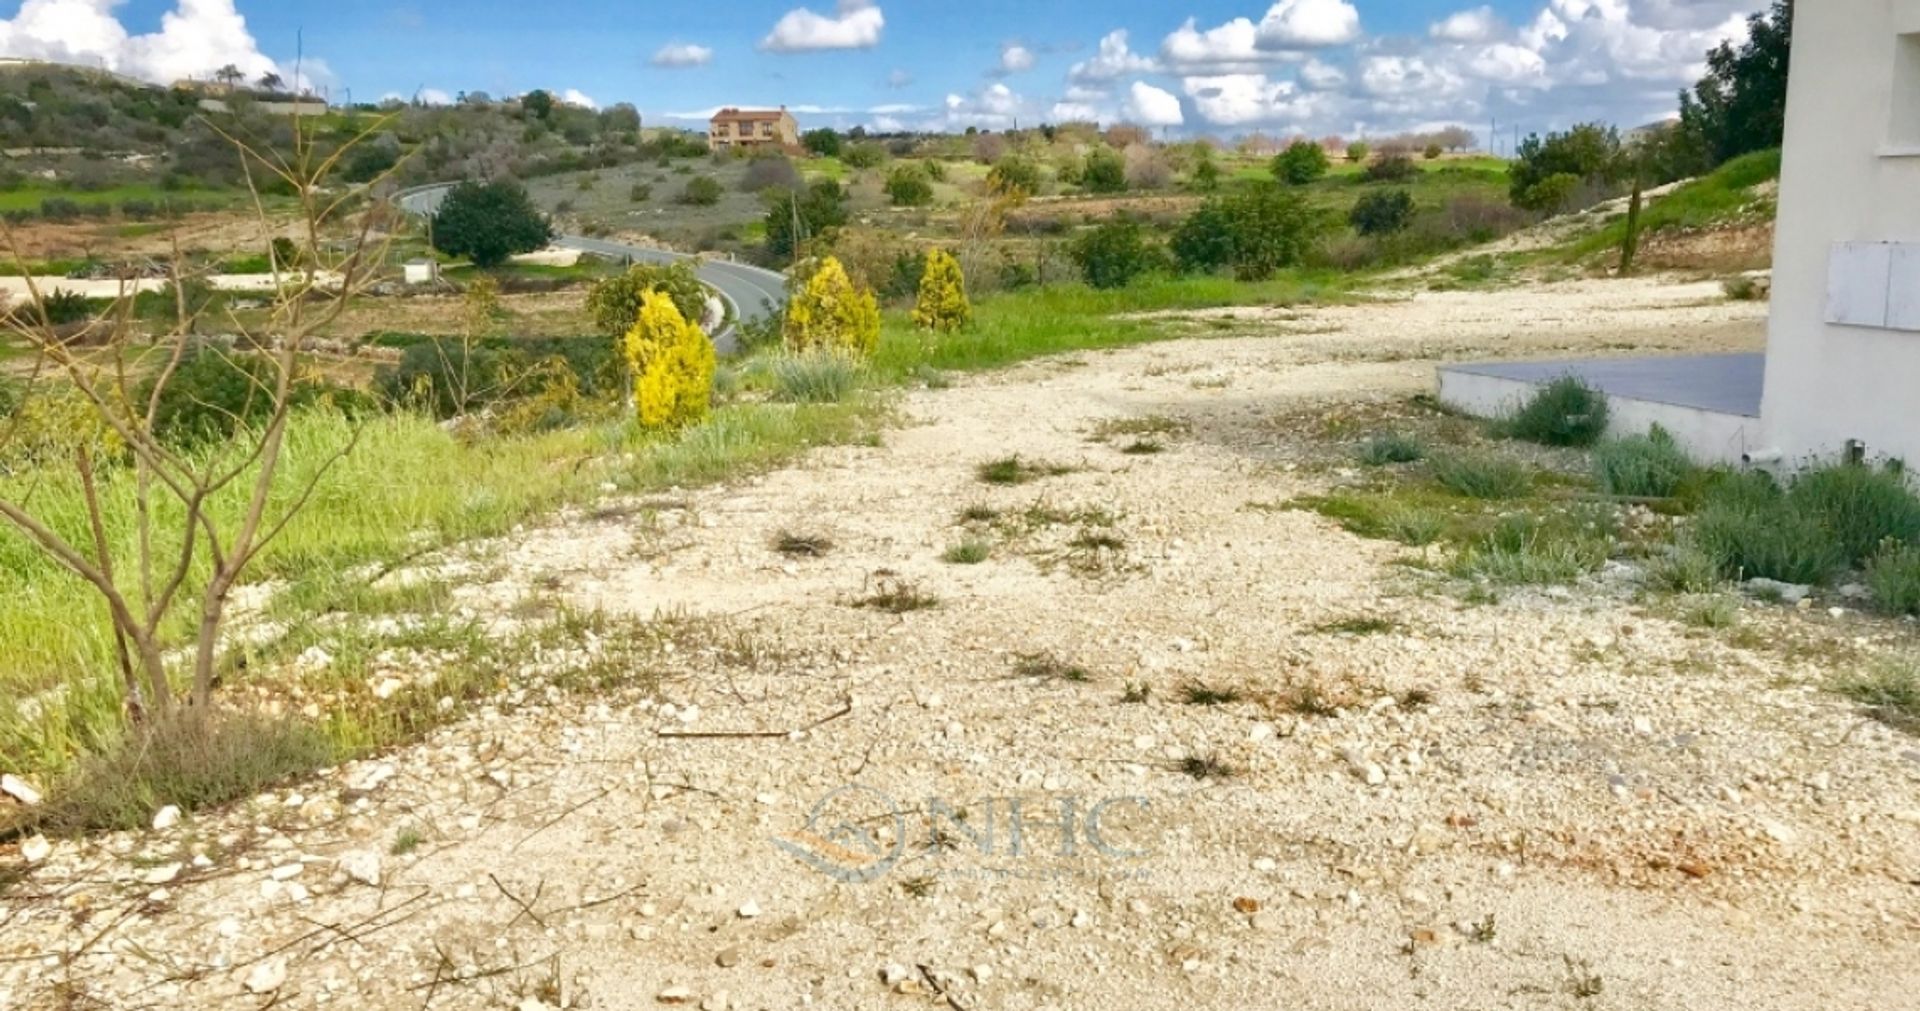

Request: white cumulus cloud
left=761, top=0, right=885, bottom=53
left=1161, top=16, right=1277, bottom=73
left=650, top=42, right=713, bottom=68
left=561, top=88, right=598, bottom=109
left=0, top=0, right=308, bottom=88
left=995, top=42, right=1036, bottom=76
left=1123, top=81, right=1183, bottom=127
left=1430, top=6, right=1503, bottom=44
left=1069, top=29, right=1157, bottom=84
left=1255, top=0, right=1362, bottom=50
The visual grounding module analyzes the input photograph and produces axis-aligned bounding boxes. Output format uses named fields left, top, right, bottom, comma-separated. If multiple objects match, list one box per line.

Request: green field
left=0, top=183, right=251, bottom=213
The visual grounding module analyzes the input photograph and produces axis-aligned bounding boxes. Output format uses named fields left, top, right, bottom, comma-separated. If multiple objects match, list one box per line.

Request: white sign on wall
left=1826, top=241, right=1920, bottom=331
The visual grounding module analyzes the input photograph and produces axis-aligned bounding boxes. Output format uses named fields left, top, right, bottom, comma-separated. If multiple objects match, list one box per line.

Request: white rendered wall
left=1759, top=0, right=1920, bottom=465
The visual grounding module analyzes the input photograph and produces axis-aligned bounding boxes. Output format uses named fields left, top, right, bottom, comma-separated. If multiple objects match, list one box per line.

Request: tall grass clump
left=1503, top=377, right=1609, bottom=447
left=1593, top=426, right=1694, bottom=498
left=770, top=352, right=864, bottom=404
left=1784, top=464, right=1920, bottom=567
left=1867, top=544, right=1920, bottom=616
left=1431, top=452, right=1532, bottom=499
left=1693, top=471, right=1843, bottom=585
left=1450, top=510, right=1614, bottom=586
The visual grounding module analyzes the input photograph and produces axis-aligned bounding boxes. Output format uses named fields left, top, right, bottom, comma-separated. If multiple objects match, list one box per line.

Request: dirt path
left=7, top=278, right=1918, bottom=1011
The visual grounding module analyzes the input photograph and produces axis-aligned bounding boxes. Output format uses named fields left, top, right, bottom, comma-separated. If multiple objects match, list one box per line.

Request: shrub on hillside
left=764, top=180, right=847, bottom=262
left=912, top=248, right=971, bottom=332
left=1070, top=218, right=1159, bottom=290
left=884, top=164, right=935, bottom=207
left=1272, top=140, right=1330, bottom=185
left=588, top=261, right=709, bottom=338
left=1081, top=148, right=1127, bottom=193
left=680, top=175, right=724, bottom=206
left=1349, top=190, right=1415, bottom=236
left=1504, top=377, right=1609, bottom=447
left=1173, top=183, right=1316, bottom=281
left=843, top=143, right=887, bottom=170
left=1346, top=142, right=1370, bottom=164
left=429, top=180, right=553, bottom=269
left=1593, top=426, right=1695, bottom=498
left=802, top=128, right=843, bottom=158
left=741, top=156, right=802, bottom=193
left=142, top=348, right=372, bottom=445
left=39, top=287, right=93, bottom=325
left=1362, top=154, right=1419, bottom=183
left=625, top=291, right=715, bottom=431
left=987, top=157, right=1042, bottom=197
left=783, top=257, right=880, bottom=356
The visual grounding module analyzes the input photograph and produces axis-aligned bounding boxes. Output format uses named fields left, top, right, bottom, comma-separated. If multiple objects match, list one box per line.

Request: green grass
left=1564, top=149, right=1781, bottom=262
left=871, top=273, right=1345, bottom=378
left=1451, top=512, right=1615, bottom=586
left=0, top=398, right=884, bottom=781
left=976, top=455, right=1075, bottom=486
left=1430, top=452, right=1533, bottom=499
left=0, top=182, right=254, bottom=214
left=1833, top=659, right=1920, bottom=733
left=770, top=352, right=865, bottom=403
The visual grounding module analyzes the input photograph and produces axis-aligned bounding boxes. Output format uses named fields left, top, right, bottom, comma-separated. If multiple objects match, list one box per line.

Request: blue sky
left=4, top=1, right=1763, bottom=143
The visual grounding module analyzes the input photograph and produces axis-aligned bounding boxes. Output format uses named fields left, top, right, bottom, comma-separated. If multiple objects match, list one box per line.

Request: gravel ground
left=5, top=277, right=1918, bottom=1011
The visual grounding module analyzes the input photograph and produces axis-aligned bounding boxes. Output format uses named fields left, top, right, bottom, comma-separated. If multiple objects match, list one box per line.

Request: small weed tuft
left=958, top=503, right=1001, bottom=523
left=1357, top=433, right=1426, bottom=466
left=1121, top=439, right=1165, bottom=456
left=1180, top=682, right=1242, bottom=706
left=942, top=539, right=992, bottom=565
left=775, top=531, right=834, bottom=558
left=1121, top=682, right=1152, bottom=704
left=391, top=825, right=425, bottom=856
left=1094, top=414, right=1188, bottom=439
left=1015, top=653, right=1094, bottom=683
left=1675, top=593, right=1741, bottom=629
left=855, top=576, right=938, bottom=614
left=977, top=455, right=1076, bottom=486
left=1178, top=754, right=1236, bottom=781
left=1311, top=616, right=1400, bottom=636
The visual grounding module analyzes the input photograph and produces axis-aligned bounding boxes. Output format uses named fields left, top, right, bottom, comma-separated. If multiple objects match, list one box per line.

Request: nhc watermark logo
left=773, top=784, right=1153, bottom=883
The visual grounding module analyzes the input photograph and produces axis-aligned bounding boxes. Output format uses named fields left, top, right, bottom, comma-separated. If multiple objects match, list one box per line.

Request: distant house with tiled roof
left=708, top=107, right=799, bottom=152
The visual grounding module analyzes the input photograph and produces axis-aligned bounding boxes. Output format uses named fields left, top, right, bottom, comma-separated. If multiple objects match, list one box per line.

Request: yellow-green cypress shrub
left=911, top=248, right=971, bottom=332
left=782, top=256, right=880, bottom=356
left=624, top=291, right=715, bottom=431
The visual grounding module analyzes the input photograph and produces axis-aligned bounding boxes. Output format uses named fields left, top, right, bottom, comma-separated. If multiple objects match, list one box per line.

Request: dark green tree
left=429, top=180, right=553, bottom=268
left=802, top=128, right=844, bottom=157
left=522, top=89, right=555, bottom=120
left=1508, top=123, right=1624, bottom=210
left=765, top=179, right=848, bottom=261
left=1272, top=140, right=1330, bottom=185
left=884, top=164, right=934, bottom=206
left=1081, top=148, right=1127, bottom=193
left=1678, top=0, right=1793, bottom=166
left=1069, top=217, right=1159, bottom=289
left=1349, top=189, right=1416, bottom=236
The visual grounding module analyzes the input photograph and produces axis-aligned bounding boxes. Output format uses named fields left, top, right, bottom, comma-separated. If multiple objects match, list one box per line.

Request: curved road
left=395, top=184, right=788, bottom=353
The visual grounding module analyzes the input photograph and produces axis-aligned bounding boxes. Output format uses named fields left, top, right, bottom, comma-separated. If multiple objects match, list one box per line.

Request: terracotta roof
left=711, top=108, right=786, bottom=123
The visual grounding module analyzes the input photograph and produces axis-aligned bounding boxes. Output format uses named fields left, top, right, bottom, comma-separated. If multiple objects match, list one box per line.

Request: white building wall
left=1759, top=0, right=1920, bottom=465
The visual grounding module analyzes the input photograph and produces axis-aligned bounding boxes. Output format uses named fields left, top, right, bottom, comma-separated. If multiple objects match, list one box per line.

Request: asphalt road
left=395, top=184, right=788, bottom=353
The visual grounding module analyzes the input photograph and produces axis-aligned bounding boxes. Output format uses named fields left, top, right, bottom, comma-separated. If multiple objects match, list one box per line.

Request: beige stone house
left=707, top=107, right=799, bottom=152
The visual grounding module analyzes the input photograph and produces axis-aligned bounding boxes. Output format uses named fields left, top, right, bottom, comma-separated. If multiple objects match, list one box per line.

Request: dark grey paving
left=1443, top=353, right=1765, bottom=417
